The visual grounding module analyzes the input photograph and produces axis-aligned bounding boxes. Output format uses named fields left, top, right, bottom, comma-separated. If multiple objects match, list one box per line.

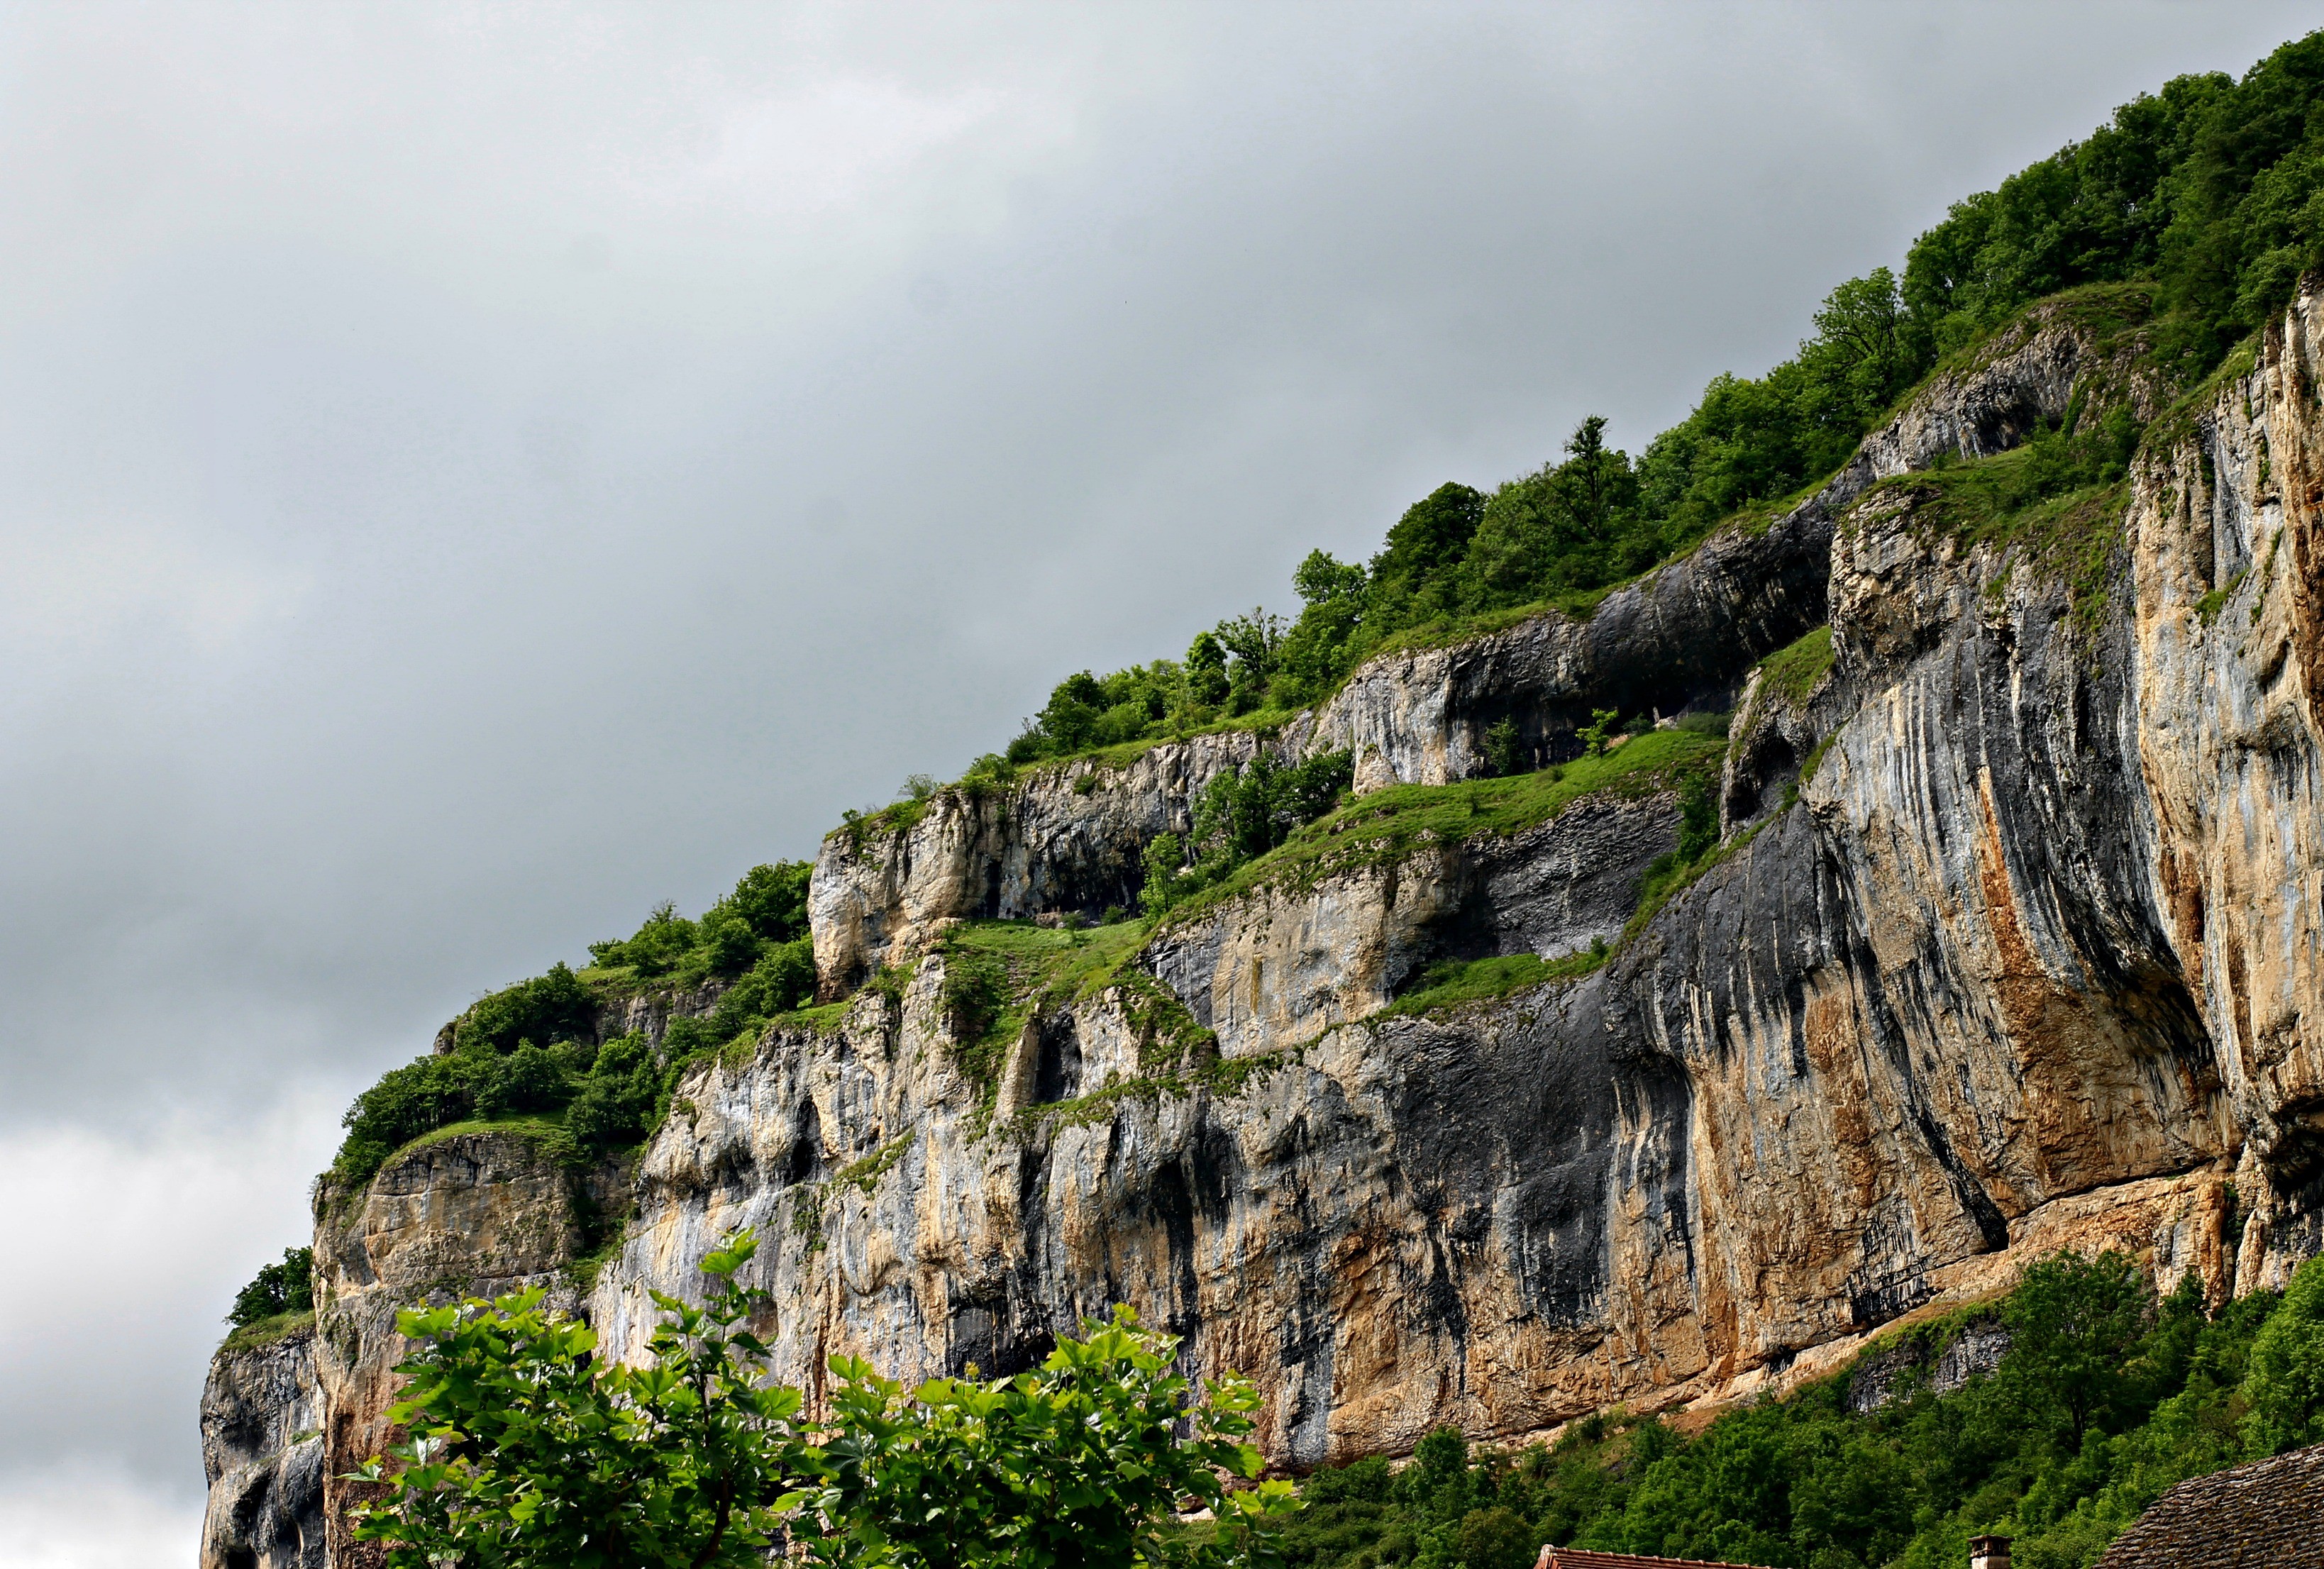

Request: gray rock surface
left=200, top=1323, right=325, bottom=1569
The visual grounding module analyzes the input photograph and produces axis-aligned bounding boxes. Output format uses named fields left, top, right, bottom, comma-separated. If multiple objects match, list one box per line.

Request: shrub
left=2002, top=1250, right=2152, bottom=1444
left=1580, top=709, right=1618, bottom=757
left=590, top=862, right=814, bottom=982
left=455, top=963, right=595, bottom=1055
left=229, top=1246, right=314, bottom=1329
left=1485, top=717, right=1524, bottom=777
left=564, top=1032, right=663, bottom=1153
left=469, top=1041, right=575, bottom=1121
left=1676, top=775, right=1718, bottom=863
left=941, top=950, right=1010, bottom=1049
left=1141, top=832, right=1188, bottom=917
left=352, top=1233, right=1300, bottom=1569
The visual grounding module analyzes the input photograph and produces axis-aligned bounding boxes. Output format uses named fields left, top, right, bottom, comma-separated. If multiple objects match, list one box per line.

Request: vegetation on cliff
left=987, top=30, right=2324, bottom=768
left=323, top=861, right=818, bottom=1187
left=1285, top=1252, right=2324, bottom=1569
left=1158, top=728, right=1724, bottom=924
left=221, top=1245, right=317, bottom=1351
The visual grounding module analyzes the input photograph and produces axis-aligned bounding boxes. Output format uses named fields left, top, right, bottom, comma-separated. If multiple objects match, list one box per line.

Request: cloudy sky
left=1, top=3, right=2315, bottom=1563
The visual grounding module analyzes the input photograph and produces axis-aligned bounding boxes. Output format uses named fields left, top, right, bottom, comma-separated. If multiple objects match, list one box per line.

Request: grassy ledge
left=1163, top=729, right=1729, bottom=924
left=1754, top=624, right=1834, bottom=711
left=219, top=1309, right=316, bottom=1356
left=1376, top=950, right=1612, bottom=1021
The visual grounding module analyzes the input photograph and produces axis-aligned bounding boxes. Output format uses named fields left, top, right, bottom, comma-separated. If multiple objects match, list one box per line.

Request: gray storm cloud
left=0, top=3, right=2313, bottom=1561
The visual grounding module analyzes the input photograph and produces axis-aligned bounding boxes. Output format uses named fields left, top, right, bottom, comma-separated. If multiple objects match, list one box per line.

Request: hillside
left=203, top=34, right=2324, bottom=1569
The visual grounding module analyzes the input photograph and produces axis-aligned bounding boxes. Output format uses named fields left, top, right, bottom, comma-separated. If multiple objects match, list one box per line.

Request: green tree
left=1037, top=672, right=1109, bottom=754
left=1214, top=611, right=1288, bottom=714
left=229, top=1246, right=315, bottom=1328
left=353, top=1232, right=1297, bottom=1569
left=2242, top=1253, right=2324, bottom=1456
left=2002, top=1251, right=2151, bottom=1446
left=1580, top=709, right=1618, bottom=757
left=821, top=1305, right=1298, bottom=1569
left=1293, top=550, right=1366, bottom=607
left=458, top=963, right=597, bottom=1053
left=1140, top=831, right=1187, bottom=916
left=1453, top=1507, right=1532, bottom=1569
left=1186, top=632, right=1230, bottom=709
left=352, top=1232, right=819, bottom=1568
left=1484, top=718, right=1523, bottom=778
left=716, top=861, right=814, bottom=945
left=1369, top=483, right=1486, bottom=597
left=1552, top=416, right=1623, bottom=546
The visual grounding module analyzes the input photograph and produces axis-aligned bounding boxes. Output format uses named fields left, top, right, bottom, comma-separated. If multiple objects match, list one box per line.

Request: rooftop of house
left=2093, top=1441, right=2324, bottom=1569
left=1533, top=1549, right=1774, bottom=1569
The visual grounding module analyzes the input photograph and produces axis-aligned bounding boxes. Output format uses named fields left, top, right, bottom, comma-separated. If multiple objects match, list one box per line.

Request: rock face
left=302, top=1131, right=626, bottom=1568
left=206, top=289, right=2324, bottom=1561
left=811, top=726, right=1315, bottom=989
left=201, top=1323, right=326, bottom=1569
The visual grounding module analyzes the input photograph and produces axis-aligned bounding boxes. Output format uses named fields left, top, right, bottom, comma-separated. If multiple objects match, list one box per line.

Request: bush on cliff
left=326, top=861, right=826, bottom=1188
left=351, top=1229, right=1300, bottom=1569
left=227, top=1246, right=314, bottom=1330
left=587, top=860, right=813, bottom=984
left=1139, top=749, right=1355, bottom=916
left=1283, top=1252, right=2324, bottom=1569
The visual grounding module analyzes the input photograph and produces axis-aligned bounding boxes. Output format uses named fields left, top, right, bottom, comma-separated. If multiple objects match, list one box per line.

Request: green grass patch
left=2195, top=566, right=2247, bottom=624
left=926, top=921, right=1235, bottom=1143
left=1377, top=950, right=1610, bottom=1020
left=1793, top=733, right=1839, bottom=797
left=1376, top=811, right=1775, bottom=1027
left=1864, top=451, right=2132, bottom=643
left=1163, top=729, right=1728, bottom=922
left=935, top=920, right=1153, bottom=1106
left=1755, top=624, right=1834, bottom=710
left=219, top=1309, right=316, bottom=1356
left=763, top=998, right=854, bottom=1036
left=1059, top=707, right=1308, bottom=776
left=385, top=1115, right=585, bottom=1170
left=789, top=1133, right=918, bottom=1251
left=1932, top=279, right=2159, bottom=387
left=1003, top=1047, right=1297, bottom=1143
left=833, top=1133, right=914, bottom=1197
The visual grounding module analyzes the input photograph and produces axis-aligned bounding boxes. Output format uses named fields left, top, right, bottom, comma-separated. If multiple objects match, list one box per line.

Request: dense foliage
left=227, top=1246, right=314, bottom=1330
left=1140, top=750, right=1354, bottom=916
left=995, top=31, right=2324, bottom=767
left=352, top=1230, right=1298, bottom=1569
left=327, top=862, right=819, bottom=1187
left=1283, top=1252, right=2324, bottom=1569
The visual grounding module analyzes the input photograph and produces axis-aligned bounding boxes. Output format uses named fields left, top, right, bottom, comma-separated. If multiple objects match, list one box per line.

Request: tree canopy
left=351, top=1230, right=1299, bottom=1569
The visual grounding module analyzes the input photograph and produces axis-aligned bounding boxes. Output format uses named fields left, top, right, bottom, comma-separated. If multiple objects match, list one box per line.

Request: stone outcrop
left=200, top=1322, right=326, bottom=1569
left=306, top=1130, right=625, bottom=1568
left=1141, top=789, right=1681, bottom=1059
left=206, top=288, right=2324, bottom=1562
left=811, top=726, right=1314, bottom=989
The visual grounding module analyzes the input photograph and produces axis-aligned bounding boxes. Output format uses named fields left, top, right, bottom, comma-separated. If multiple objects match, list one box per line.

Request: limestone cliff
left=202, top=289, right=2324, bottom=1566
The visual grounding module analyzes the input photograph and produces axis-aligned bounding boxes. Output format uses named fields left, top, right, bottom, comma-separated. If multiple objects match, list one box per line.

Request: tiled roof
left=1537, top=1550, right=1775, bottom=1569
left=2093, top=1441, right=2324, bottom=1568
